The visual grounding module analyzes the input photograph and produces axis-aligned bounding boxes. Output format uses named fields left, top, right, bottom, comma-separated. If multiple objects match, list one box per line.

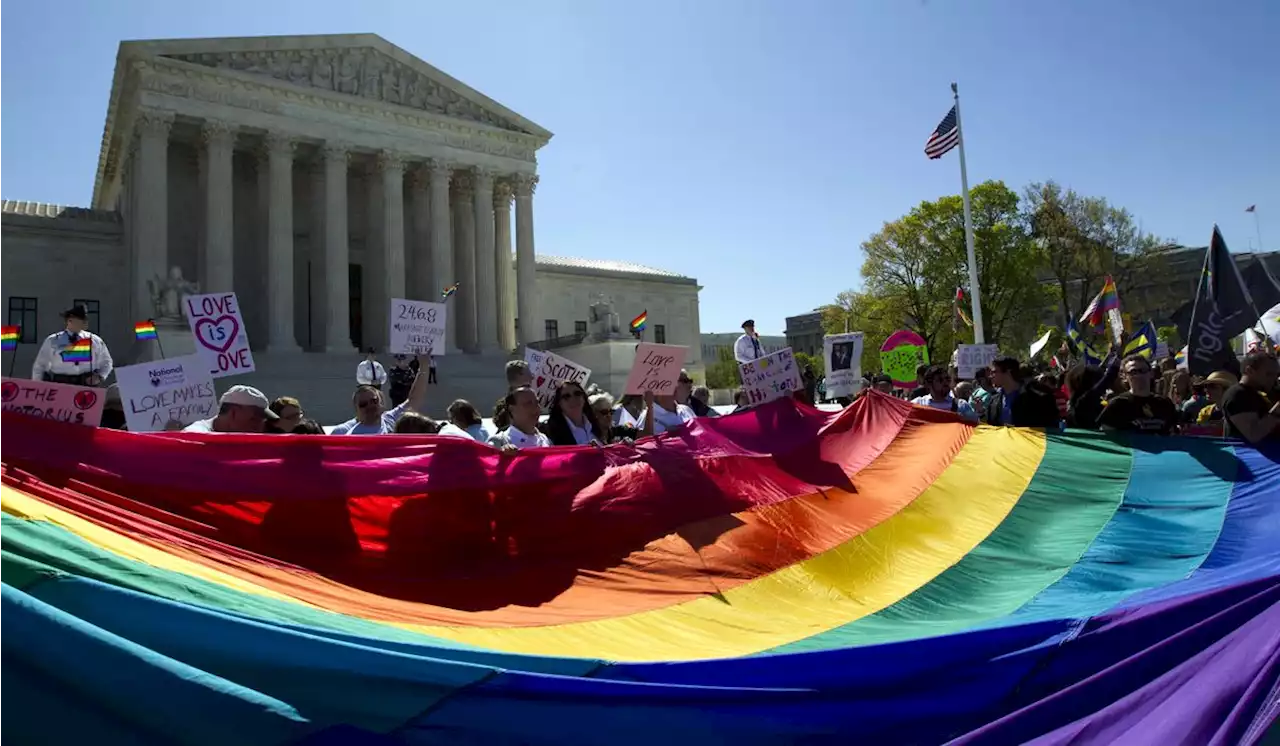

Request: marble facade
left=99, top=34, right=552, bottom=354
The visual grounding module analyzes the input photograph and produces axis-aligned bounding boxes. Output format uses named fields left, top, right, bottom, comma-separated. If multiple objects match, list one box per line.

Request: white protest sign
left=624, top=343, right=687, bottom=395
left=114, top=355, right=217, bottom=432
left=1, top=377, right=105, bottom=427
left=739, top=347, right=802, bottom=405
left=389, top=298, right=447, bottom=356
left=184, top=292, right=255, bottom=378
left=956, top=344, right=999, bottom=379
left=524, top=347, right=592, bottom=409
left=1029, top=330, right=1053, bottom=360
left=823, top=333, right=864, bottom=399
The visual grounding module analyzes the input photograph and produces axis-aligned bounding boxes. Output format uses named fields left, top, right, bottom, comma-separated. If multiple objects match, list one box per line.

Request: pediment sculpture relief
left=162, top=49, right=524, bottom=132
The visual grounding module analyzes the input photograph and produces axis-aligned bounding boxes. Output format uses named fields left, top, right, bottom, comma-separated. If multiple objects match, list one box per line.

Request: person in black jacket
left=983, top=357, right=1062, bottom=428
left=542, top=380, right=606, bottom=446
left=1064, top=353, right=1120, bottom=430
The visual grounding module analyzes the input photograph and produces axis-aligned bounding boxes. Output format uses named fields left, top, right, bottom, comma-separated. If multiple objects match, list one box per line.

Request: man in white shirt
left=638, top=394, right=697, bottom=434
left=183, top=385, right=279, bottom=433
left=734, top=319, right=765, bottom=365
left=31, top=304, right=114, bottom=386
left=356, top=348, right=387, bottom=389
left=331, top=353, right=431, bottom=435
left=910, top=365, right=978, bottom=422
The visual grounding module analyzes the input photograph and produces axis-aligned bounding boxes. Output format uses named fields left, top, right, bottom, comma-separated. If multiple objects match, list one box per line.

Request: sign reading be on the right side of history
left=739, top=347, right=802, bottom=405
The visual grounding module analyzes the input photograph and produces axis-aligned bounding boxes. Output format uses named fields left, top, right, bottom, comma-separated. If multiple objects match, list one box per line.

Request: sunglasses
left=560, top=390, right=584, bottom=401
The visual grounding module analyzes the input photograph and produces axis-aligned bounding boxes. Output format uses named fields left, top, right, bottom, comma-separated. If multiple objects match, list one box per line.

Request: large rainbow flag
left=2, top=394, right=1278, bottom=745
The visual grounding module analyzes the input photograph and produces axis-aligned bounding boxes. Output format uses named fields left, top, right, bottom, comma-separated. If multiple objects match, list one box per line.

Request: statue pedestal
left=128, top=318, right=198, bottom=365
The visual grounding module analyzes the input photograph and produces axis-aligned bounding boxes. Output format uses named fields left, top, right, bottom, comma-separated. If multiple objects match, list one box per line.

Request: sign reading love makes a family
left=1, top=377, right=105, bottom=427
left=739, top=347, right=802, bottom=405
left=114, top=354, right=217, bottom=432
left=388, top=298, right=447, bottom=356
left=184, top=292, right=255, bottom=379
left=624, top=343, right=687, bottom=395
left=524, top=347, right=591, bottom=409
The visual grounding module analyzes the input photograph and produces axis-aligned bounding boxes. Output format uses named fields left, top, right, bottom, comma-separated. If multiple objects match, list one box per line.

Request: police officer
left=31, top=304, right=114, bottom=386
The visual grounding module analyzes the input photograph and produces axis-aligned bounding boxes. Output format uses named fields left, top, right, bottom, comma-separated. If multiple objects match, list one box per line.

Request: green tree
left=705, top=346, right=740, bottom=390
left=1157, top=325, right=1181, bottom=350
left=855, top=180, right=1050, bottom=361
left=1024, top=181, right=1171, bottom=326
left=795, top=351, right=824, bottom=377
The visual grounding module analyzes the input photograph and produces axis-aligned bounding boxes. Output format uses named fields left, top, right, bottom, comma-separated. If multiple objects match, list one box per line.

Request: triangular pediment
left=130, top=34, right=549, bottom=137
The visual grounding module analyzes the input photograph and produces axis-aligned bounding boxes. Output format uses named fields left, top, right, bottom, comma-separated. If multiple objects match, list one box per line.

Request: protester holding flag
left=1097, top=355, right=1179, bottom=435
left=1220, top=351, right=1280, bottom=444
left=31, top=304, right=113, bottom=385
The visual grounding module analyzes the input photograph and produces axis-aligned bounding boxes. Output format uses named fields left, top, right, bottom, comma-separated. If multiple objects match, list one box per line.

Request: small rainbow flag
left=60, top=338, right=92, bottom=363
left=630, top=310, right=648, bottom=334
left=134, top=320, right=158, bottom=341
left=441, top=282, right=459, bottom=300
left=2, top=326, right=19, bottom=352
left=1079, top=276, right=1120, bottom=328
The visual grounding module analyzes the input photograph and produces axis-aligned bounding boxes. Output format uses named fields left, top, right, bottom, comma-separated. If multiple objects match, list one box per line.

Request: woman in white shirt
left=542, top=381, right=605, bottom=446
left=487, top=387, right=551, bottom=451
left=637, top=394, right=697, bottom=434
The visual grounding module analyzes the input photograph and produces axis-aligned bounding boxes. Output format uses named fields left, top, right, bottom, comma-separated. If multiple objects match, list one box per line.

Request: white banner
left=114, top=354, right=217, bottom=432
left=739, top=347, right=802, bottom=406
left=184, top=292, right=255, bottom=378
left=1029, top=329, right=1053, bottom=360
left=389, top=298, right=447, bottom=356
left=956, top=344, right=999, bottom=380
left=823, top=333, right=863, bottom=399
left=524, top=348, right=592, bottom=409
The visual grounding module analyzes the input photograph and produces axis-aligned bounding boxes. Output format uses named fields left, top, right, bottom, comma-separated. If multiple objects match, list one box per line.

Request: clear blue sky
left=3, top=0, right=1277, bottom=335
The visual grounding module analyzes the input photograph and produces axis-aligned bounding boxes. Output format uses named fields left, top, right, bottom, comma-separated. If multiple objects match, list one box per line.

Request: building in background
left=785, top=311, right=825, bottom=357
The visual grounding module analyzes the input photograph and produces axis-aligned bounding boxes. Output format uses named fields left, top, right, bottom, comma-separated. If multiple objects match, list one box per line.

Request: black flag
left=1185, top=227, right=1257, bottom=375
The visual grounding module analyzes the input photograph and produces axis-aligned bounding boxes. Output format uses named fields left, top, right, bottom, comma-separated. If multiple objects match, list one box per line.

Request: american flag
left=925, top=105, right=959, bottom=160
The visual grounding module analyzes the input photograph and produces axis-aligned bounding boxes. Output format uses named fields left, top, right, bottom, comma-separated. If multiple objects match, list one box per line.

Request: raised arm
left=404, top=352, right=431, bottom=412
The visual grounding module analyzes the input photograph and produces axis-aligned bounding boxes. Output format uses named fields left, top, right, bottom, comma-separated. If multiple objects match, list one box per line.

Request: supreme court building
left=2, top=34, right=702, bottom=416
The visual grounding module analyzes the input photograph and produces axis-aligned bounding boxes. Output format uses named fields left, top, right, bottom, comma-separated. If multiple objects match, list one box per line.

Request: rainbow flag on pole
left=630, top=310, right=648, bottom=334
left=60, top=338, right=92, bottom=363
left=134, top=320, right=158, bottom=341
left=441, top=283, right=459, bottom=301
left=1079, top=276, right=1120, bottom=328
left=1, top=326, right=19, bottom=351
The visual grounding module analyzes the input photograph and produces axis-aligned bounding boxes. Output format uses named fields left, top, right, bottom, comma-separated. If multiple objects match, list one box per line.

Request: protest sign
left=879, top=330, right=929, bottom=388
left=1, top=377, right=104, bottom=427
left=956, top=344, right=999, bottom=380
left=739, top=347, right=802, bottom=405
left=114, top=354, right=217, bottom=432
left=823, top=332, right=864, bottom=399
left=184, top=292, right=255, bottom=378
left=389, top=298, right=447, bottom=355
left=624, top=343, right=687, bottom=395
left=524, top=347, right=591, bottom=409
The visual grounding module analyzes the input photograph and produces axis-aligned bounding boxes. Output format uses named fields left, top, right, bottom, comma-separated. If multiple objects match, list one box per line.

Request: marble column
left=380, top=152, right=407, bottom=333
left=307, top=158, right=327, bottom=350
left=472, top=168, right=500, bottom=353
left=452, top=171, right=478, bottom=352
left=408, top=165, right=432, bottom=300
left=427, top=160, right=460, bottom=353
left=513, top=174, right=539, bottom=346
left=263, top=132, right=300, bottom=352
left=322, top=143, right=354, bottom=353
left=201, top=120, right=236, bottom=294
left=494, top=181, right=516, bottom=351
left=134, top=110, right=173, bottom=324
left=363, top=161, right=385, bottom=350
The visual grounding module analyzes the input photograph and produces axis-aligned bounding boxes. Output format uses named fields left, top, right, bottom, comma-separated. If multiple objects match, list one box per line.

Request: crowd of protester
left=90, top=342, right=1280, bottom=448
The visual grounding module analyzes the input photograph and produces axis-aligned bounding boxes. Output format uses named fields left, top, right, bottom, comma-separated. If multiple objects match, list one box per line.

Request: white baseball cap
left=220, top=385, right=278, bottom=418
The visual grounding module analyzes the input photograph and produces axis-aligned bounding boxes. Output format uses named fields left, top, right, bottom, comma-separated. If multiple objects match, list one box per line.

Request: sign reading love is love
left=879, top=330, right=930, bottom=389
left=523, top=347, right=591, bottom=409
left=184, top=292, right=255, bottom=379
left=1, top=377, right=105, bottom=427
left=624, top=343, right=687, bottom=395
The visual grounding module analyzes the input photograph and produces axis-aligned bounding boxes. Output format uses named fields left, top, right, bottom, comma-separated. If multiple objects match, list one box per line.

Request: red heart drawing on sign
left=535, top=376, right=546, bottom=389
left=73, top=390, right=98, bottom=411
left=194, top=315, right=240, bottom=353
left=1, top=381, right=18, bottom=403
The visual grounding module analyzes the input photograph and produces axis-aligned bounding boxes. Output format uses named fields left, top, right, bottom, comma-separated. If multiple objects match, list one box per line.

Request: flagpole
left=952, top=82, right=984, bottom=344
left=1253, top=207, right=1265, bottom=252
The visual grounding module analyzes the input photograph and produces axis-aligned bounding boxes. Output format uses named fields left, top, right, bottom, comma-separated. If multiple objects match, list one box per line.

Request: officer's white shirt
left=734, top=333, right=764, bottom=365
left=32, top=330, right=114, bottom=381
left=356, top=360, right=387, bottom=386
